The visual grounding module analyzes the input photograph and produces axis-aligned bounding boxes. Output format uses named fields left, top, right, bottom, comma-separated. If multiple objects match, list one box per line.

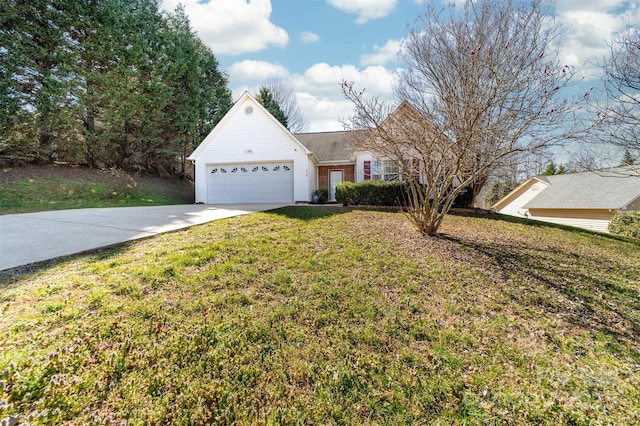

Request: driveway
left=0, top=204, right=287, bottom=271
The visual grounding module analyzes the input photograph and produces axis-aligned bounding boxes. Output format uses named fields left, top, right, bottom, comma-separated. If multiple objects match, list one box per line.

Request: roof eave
left=525, top=205, right=625, bottom=210
left=491, top=177, right=547, bottom=210
left=316, top=160, right=355, bottom=166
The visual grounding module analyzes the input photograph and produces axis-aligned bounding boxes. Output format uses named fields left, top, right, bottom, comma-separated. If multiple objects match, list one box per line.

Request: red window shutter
left=364, top=160, right=371, bottom=180
left=412, top=159, right=420, bottom=181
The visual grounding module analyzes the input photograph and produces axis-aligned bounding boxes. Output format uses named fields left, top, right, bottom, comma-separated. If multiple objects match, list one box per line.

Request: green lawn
left=0, top=177, right=187, bottom=214
left=1, top=207, right=639, bottom=424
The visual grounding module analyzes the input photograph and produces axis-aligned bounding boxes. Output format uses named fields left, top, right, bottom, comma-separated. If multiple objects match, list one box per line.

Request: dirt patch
left=0, top=164, right=194, bottom=204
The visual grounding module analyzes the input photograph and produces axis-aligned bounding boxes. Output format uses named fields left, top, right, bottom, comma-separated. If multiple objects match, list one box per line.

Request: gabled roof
left=294, top=101, right=424, bottom=164
left=523, top=166, right=640, bottom=210
left=294, top=130, right=366, bottom=164
left=188, top=91, right=312, bottom=161
left=491, top=176, right=549, bottom=211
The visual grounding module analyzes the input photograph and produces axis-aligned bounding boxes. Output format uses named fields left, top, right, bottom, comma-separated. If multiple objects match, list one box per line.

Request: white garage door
left=207, top=162, right=294, bottom=203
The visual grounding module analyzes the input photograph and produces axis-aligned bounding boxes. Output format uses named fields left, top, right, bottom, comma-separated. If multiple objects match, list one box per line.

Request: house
left=492, top=166, right=640, bottom=233
left=188, top=91, right=397, bottom=204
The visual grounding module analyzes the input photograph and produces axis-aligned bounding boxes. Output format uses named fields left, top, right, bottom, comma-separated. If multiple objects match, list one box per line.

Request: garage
left=189, top=92, right=314, bottom=204
left=207, top=162, right=294, bottom=204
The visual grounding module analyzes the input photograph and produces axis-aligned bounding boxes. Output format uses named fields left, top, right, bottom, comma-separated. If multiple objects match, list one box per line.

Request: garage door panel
left=207, top=162, right=293, bottom=204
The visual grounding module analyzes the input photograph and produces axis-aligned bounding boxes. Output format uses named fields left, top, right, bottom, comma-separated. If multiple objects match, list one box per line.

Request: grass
left=0, top=177, right=186, bottom=214
left=1, top=207, right=639, bottom=424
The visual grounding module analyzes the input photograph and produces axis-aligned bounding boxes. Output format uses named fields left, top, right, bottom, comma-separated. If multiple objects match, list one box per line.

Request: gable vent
left=245, top=106, right=253, bottom=115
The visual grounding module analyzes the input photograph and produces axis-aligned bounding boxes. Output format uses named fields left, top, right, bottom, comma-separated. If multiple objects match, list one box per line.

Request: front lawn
left=1, top=207, right=639, bottom=424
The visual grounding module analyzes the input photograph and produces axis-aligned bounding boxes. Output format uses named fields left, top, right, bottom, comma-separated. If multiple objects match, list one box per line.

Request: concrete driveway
left=0, top=204, right=287, bottom=271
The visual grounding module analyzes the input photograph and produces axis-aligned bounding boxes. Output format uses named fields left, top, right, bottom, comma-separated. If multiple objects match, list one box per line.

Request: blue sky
left=161, top=0, right=639, bottom=148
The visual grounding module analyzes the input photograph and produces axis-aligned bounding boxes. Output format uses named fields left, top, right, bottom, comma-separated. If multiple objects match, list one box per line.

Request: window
left=372, top=160, right=405, bottom=181
left=370, top=159, right=420, bottom=181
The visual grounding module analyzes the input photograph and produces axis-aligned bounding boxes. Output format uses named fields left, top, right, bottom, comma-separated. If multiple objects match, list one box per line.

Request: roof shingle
left=294, top=131, right=363, bottom=163
left=523, top=166, right=640, bottom=209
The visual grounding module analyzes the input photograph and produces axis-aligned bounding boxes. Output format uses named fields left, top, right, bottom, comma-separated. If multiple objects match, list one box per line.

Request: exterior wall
left=497, top=180, right=549, bottom=217
left=626, top=196, right=640, bottom=211
left=528, top=208, right=615, bottom=233
left=317, top=165, right=355, bottom=189
left=192, top=96, right=312, bottom=203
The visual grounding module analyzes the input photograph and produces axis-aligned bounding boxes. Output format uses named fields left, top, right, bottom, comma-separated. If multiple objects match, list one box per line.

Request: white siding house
left=188, top=92, right=464, bottom=205
left=493, top=167, right=640, bottom=233
left=188, top=92, right=315, bottom=204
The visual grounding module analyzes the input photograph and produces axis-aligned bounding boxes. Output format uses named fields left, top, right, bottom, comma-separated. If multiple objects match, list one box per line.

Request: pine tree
left=163, top=5, right=231, bottom=176
left=0, top=0, right=232, bottom=174
left=257, top=87, right=288, bottom=129
left=542, top=162, right=558, bottom=176
left=1, top=0, right=78, bottom=163
left=542, top=161, right=569, bottom=175
left=621, top=148, right=636, bottom=166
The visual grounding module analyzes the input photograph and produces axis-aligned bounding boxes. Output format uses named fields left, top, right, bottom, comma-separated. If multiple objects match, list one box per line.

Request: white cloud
left=226, top=62, right=398, bottom=131
left=296, top=92, right=355, bottom=132
left=360, top=38, right=404, bottom=66
left=555, top=1, right=640, bottom=78
left=291, top=63, right=398, bottom=131
left=228, top=60, right=290, bottom=81
left=290, top=63, right=396, bottom=97
left=327, top=0, right=398, bottom=24
left=300, top=31, right=321, bottom=44
left=161, top=0, right=288, bottom=55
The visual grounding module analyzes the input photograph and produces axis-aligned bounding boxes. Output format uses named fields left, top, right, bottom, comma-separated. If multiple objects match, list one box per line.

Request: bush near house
left=336, top=180, right=474, bottom=208
left=313, top=188, right=329, bottom=204
left=336, top=180, right=407, bottom=206
left=609, top=211, right=640, bottom=239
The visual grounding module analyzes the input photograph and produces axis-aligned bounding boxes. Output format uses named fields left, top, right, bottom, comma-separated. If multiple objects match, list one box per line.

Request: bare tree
left=265, top=79, right=308, bottom=133
left=342, top=0, right=581, bottom=235
left=594, top=29, right=640, bottom=155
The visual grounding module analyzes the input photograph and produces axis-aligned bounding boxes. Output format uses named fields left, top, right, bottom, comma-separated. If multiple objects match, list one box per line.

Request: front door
left=329, top=170, right=343, bottom=201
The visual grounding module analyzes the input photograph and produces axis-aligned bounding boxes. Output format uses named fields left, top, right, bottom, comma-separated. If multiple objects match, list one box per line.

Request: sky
left=160, top=0, right=640, bottom=138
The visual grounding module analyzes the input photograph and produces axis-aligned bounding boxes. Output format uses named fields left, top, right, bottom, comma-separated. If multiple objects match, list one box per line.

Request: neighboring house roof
left=523, top=166, right=640, bottom=210
left=491, top=177, right=548, bottom=211
left=294, top=131, right=363, bottom=164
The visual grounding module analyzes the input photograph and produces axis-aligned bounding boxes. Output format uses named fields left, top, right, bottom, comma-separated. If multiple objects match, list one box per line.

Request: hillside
left=1, top=207, right=639, bottom=424
left=0, top=165, right=194, bottom=213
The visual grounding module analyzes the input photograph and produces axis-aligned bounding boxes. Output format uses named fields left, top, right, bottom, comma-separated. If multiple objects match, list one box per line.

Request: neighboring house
left=493, top=166, right=640, bottom=233
left=188, top=91, right=405, bottom=204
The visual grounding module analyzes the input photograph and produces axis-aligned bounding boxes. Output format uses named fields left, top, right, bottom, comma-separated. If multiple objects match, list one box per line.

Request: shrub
left=452, top=186, right=474, bottom=208
left=335, top=180, right=476, bottom=208
left=336, top=180, right=408, bottom=206
left=314, top=188, right=329, bottom=204
left=608, top=211, right=640, bottom=239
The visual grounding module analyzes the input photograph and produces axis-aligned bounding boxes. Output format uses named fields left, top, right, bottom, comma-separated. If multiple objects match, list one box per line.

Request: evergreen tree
left=621, top=148, right=636, bottom=166
left=257, top=87, right=288, bottom=129
left=163, top=5, right=231, bottom=176
left=542, top=162, right=567, bottom=175
left=0, top=0, right=232, bottom=175
left=542, top=162, right=557, bottom=176
left=485, top=179, right=520, bottom=207
left=1, top=0, right=78, bottom=163
left=264, top=79, right=307, bottom=132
